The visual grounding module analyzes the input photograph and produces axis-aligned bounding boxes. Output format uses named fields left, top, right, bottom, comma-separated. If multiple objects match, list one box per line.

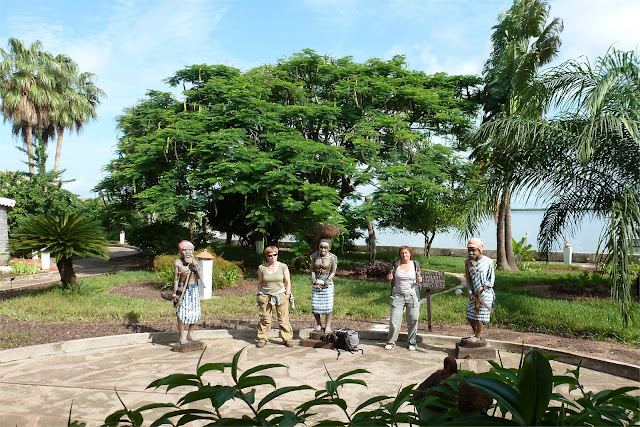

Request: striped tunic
left=466, top=255, right=495, bottom=323
left=176, top=283, right=201, bottom=325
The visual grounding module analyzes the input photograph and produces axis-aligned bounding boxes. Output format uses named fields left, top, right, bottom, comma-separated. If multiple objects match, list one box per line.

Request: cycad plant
left=11, top=213, right=109, bottom=288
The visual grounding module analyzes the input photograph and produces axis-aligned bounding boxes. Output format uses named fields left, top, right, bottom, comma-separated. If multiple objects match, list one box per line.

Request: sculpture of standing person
left=385, top=245, right=422, bottom=350
left=464, top=238, right=495, bottom=342
left=172, top=240, right=201, bottom=345
left=256, top=246, right=295, bottom=348
left=311, top=239, right=338, bottom=333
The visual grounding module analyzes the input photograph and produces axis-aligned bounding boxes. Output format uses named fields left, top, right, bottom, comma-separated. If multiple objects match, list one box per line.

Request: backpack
left=325, top=329, right=364, bottom=358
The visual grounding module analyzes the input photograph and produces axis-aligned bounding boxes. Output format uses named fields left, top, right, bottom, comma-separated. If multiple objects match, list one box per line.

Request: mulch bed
left=0, top=280, right=638, bottom=366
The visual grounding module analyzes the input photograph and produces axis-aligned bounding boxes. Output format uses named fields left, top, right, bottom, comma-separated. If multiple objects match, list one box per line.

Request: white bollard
left=197, top=250, right=215, bottom=299
left=563, top=242, right=573, bottom=265
left=40, top=252, right=50, bottom=270
left=119, top=230, right=125, bottom=244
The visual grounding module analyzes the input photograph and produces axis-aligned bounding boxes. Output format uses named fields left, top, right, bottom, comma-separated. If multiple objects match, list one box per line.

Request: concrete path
left=0, top=329, right=638, bottom=426
left=0, top=245, right=146, bottom=291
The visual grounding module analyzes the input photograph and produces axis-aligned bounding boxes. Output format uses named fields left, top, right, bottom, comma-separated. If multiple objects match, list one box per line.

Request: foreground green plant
left=102, top=348, right=639, bottom=426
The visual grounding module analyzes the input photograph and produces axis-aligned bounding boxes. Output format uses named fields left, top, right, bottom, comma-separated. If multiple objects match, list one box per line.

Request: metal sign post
left=419, top=271, right=445, bottom=331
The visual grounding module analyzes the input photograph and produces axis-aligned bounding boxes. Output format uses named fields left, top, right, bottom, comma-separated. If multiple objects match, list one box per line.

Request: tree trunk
left=424, top=232, right=435, bottom=258
left=366, top=220, right=376, bottom=264
left=496, top=193, right=510, bottom=270
left=504, top=189, right=519, bottom=271
left=54, top=126, right=64, bottom=172
left=26, top=125, right=35, bottom=175
left=57, top=257, right=77, bottom=289
left=225, top=230, right=232, bottom=245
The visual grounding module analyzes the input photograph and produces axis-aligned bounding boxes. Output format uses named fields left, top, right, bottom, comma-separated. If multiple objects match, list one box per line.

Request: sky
left=1, top=0, right=638, bottom=199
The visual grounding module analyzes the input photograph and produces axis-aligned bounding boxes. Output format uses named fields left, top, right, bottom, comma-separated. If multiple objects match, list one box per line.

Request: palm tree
left=470, top=0, right=563, bottom=270
left=0, top=38, right=65, bottom=174
left=473, top=48, right=640, bottom=324
left=11, top=213, right=109, bottom=288
left=47, top=55, right=105, bottom=172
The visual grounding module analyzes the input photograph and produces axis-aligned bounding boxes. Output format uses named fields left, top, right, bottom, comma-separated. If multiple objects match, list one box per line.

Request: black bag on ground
left=326, top=329, right=364, bottom=358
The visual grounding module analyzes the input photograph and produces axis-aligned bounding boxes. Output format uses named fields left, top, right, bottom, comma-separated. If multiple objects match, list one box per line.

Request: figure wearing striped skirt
left=311, top=239, right=338, bottom=334
left=464, top=238, right=495, bottom=342
left=173, top=240, right=201, bottom=345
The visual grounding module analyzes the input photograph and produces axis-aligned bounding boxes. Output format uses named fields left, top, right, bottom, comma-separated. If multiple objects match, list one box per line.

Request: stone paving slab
left=1, top=333, right=638, bottom=427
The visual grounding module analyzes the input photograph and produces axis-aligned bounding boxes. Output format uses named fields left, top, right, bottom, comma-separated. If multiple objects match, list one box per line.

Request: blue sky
left=1, top=0, right=638, bottom=198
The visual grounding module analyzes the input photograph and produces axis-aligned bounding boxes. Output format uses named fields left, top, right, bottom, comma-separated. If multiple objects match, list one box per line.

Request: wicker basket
left=314, top=222, right=342, bottom=238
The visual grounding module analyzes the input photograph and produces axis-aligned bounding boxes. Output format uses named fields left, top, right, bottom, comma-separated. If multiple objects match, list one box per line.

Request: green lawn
left=1, top=265, right=638, bottom=346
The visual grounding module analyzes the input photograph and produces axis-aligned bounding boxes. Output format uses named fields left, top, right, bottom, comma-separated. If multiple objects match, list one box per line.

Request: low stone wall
left=356, top=245, right=639, bottom=264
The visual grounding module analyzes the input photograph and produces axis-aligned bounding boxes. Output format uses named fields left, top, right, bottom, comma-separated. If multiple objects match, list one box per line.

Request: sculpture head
left=179, top=240, right=195, bottom=263
left=467, top=238, right=483, bottom=261
left=319, top=239, right=332, bottom=255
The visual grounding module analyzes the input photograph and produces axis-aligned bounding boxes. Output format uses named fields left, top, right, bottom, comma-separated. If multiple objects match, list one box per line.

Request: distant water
left=355, top=210, right=606, bottom=253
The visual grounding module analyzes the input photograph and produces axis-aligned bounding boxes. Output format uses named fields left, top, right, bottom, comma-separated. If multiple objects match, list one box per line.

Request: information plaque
left=420, top=271, right=445, bottom=289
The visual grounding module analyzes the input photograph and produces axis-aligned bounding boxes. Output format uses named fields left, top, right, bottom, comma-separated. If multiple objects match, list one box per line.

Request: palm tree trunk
left=366, top=220, right=376, bottom=264
left=504, top=189, right=519, bottom=271
left=57, top=256, right=77, bottom=289
left=54, top=126, right=64, bottom=172
left=26, top=125, right=35, bottom=175
left=496, top=193, right=510, bottom=270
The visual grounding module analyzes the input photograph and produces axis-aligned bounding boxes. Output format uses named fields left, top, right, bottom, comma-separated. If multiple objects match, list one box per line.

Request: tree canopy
left=97, top=50, right=481, bottom=245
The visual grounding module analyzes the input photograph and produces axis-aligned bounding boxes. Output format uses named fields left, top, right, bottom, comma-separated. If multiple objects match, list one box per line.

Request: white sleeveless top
left=392, top=264, right=417, bottom=294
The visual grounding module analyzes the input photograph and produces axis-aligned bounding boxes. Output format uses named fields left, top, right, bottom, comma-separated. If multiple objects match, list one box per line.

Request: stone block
left=456, top=343, right=497, bottom=360
left=172, top=340, right=206, bottom=352
left=301, top=339, right=334, bottom=349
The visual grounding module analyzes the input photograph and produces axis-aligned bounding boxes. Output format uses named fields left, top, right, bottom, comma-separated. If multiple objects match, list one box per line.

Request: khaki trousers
left=257, top=293, right=294, bottom=342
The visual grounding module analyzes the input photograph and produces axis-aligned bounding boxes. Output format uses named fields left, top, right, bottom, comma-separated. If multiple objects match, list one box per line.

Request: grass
left=1, top=262, right=638, bottom=346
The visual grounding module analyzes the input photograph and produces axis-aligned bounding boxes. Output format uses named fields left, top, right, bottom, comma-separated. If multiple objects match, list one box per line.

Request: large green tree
left=473, top=48, right=640, bottom=324
left=97, top=51, right=480, bottom=247
left=371, top=143, right=475, bottom=257
left=471, top=0, right=563, bottom=270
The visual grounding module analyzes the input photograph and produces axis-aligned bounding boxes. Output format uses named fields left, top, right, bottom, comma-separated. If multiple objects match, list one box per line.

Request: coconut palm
left=473, top=48, right=640, bottom=324
left=470, top=0, right=563, bottom=271
left=11, top=213, right=109, bottom=288
left=0, top=38, right=66, bottom=174
left=47, top=55, right=105, bottom=172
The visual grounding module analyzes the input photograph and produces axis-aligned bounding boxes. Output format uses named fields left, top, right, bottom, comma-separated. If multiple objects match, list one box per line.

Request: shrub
left=212, top=254, right=243, bottom=289
left=354, top=262, right=390, bottom=279
left=153, top=252, right=243, bottom=290
left=9, top=260, right=39, bottom=275
left=153, top=254, right=178, bottom=290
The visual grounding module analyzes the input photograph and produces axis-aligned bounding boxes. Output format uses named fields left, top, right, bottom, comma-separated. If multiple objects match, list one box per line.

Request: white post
left=196, top=250, right=214, bottom=299
left=41, top=252, right=50, bottom=270
left=119, top=230, right=125, bottom=244
left=563, top=242, right=572, bottom=265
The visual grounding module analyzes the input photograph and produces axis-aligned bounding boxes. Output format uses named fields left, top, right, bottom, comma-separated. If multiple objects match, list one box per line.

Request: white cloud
left=550, top=0, right=640, bottom=63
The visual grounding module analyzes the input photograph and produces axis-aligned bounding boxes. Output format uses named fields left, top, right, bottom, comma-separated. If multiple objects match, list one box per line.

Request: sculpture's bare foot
left=186, top=334, right=196, bottom=342
left=315, top=324, right=323, bottom=331
left=179, top=337, right=189, bottom=345
left=466, top=336, right=479, bottom=343
left=324, top=325, right=333, bottom=334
